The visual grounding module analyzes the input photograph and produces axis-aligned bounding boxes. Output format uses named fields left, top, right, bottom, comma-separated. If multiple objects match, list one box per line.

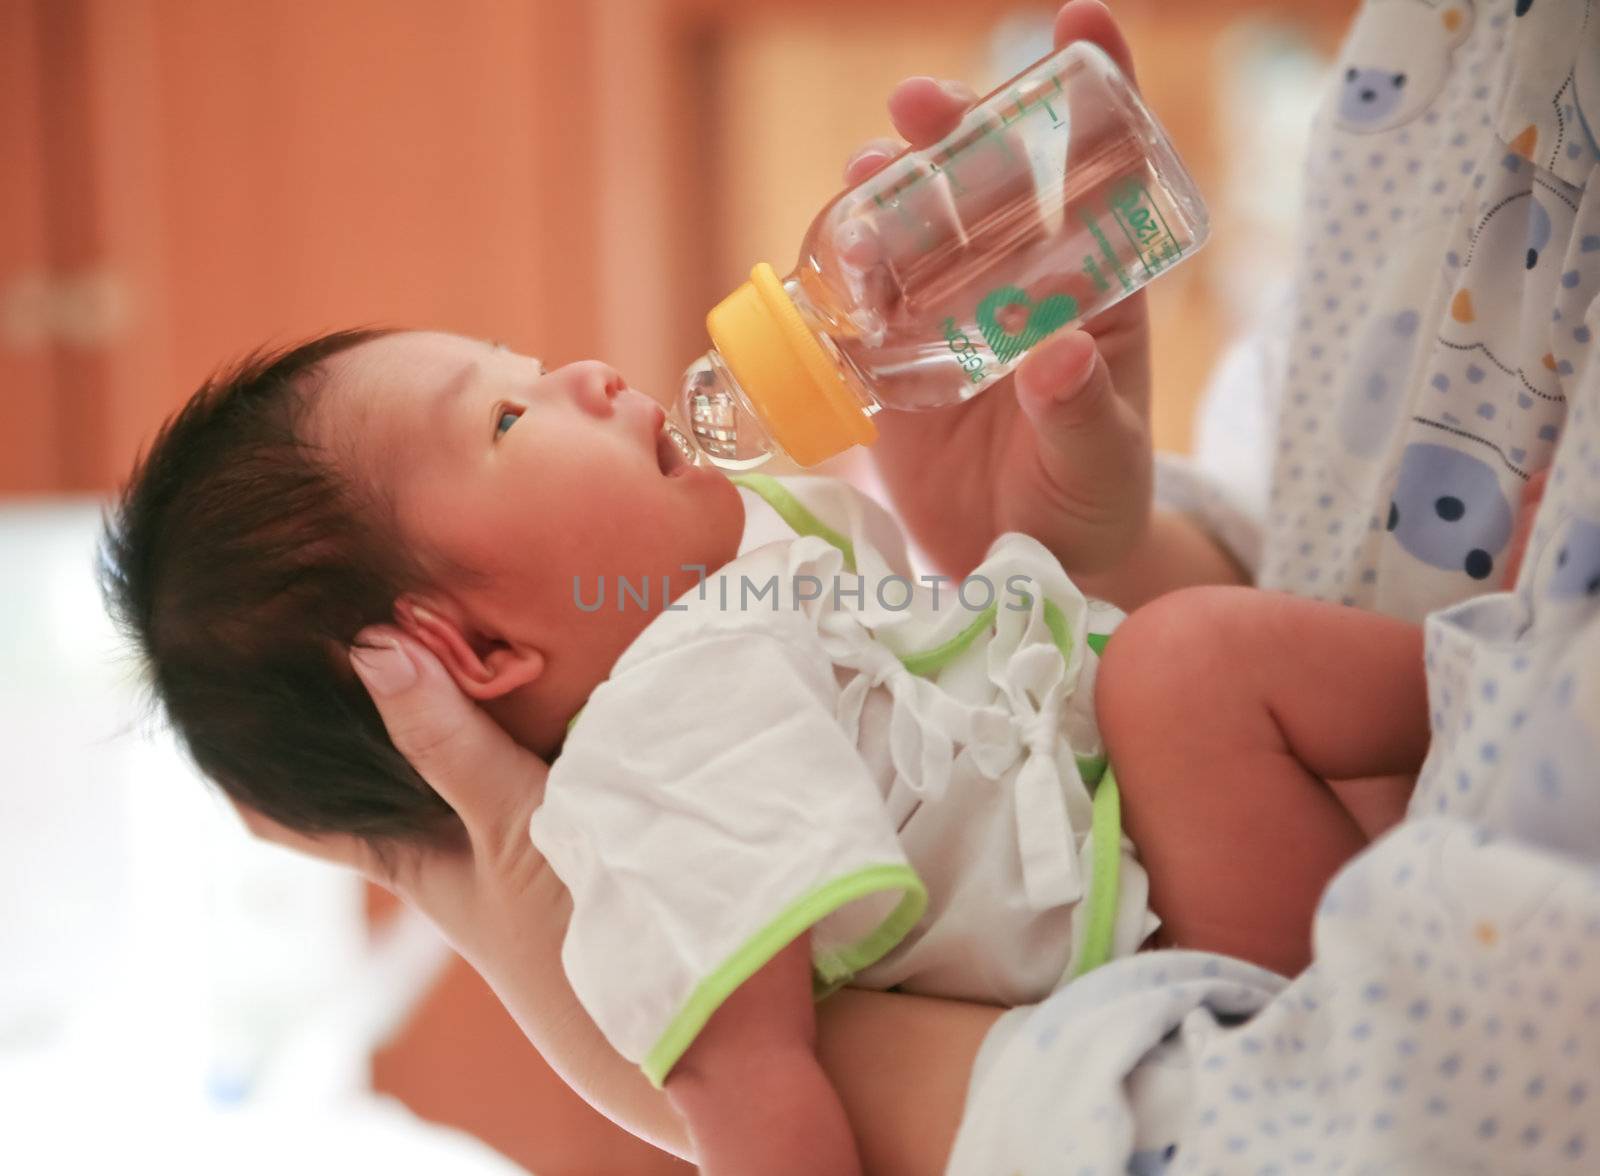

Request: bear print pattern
left=1335, top=0, right=1474, bottom=133
left=1385, top=442, right=1513, bottom=578
left=1262, top=0, right=1600, bottom=619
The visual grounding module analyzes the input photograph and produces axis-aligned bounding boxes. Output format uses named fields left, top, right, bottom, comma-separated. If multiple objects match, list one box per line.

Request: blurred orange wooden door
left=2, top=0, right=78, bottom=493
left=0, top=0, right=699, bottom=500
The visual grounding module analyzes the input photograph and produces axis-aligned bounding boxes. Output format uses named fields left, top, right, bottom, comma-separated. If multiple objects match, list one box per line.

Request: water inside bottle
left=677, top=48, right=1206, bottom=469
left=800, top=83, right=1206, bottom=414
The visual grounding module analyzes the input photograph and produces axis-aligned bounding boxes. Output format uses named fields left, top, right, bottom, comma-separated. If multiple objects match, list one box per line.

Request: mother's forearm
left=530, top=995, right=694, bottom=1158
left=817, top=989, right=1003, bottom=1176
left=536, top=979, right=1001, bottom=1173
left=1071, top=508, right=1250, bottom=612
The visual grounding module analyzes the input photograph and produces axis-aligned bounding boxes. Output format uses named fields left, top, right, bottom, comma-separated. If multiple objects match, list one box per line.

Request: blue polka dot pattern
left=946, top=3, right=1600, bottom=1173
left=947, top=823, right=1600, bottom=1175
left=1255, top=0, right=1594, bottom=619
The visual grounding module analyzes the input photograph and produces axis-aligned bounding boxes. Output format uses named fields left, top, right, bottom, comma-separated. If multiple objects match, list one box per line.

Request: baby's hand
left=1502, top=467, right=1550, bottom=588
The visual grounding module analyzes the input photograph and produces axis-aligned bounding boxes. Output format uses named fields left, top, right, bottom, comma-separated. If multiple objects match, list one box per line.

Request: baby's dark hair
left=100, top=328, right=461, bottom=848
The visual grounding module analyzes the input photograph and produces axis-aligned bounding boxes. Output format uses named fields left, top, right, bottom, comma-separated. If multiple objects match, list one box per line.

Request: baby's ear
left=395, top=597, right=545, bottom=701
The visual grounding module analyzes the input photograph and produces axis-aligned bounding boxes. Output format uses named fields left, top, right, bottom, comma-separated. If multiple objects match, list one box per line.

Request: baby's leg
left=1096, top=586, right=1428, bottom=976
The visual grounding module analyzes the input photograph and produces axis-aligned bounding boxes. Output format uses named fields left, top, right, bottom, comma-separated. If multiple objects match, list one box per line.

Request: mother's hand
left=845, top=0, right=1155, bottom=582
left=235, top=628, right=1004, bottom=1173
left=232, top=627, right=691, bottom=1158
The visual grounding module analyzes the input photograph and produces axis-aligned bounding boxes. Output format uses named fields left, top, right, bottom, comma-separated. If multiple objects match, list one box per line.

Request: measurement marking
left=1079, top=208, right=1133, bottom=294
left=1110, top=205, right=1145, bottom=274
left=1111, top=183, right=1180, bottom=279
left=1149, top=200, right=1180, bottom=271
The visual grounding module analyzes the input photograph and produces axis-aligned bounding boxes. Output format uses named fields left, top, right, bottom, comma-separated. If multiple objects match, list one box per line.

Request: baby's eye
left=495, top=404, right=524, bottom=439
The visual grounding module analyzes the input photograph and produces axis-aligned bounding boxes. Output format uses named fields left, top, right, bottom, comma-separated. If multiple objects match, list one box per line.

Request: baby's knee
left=1096, top=585, right=1259, bottom=742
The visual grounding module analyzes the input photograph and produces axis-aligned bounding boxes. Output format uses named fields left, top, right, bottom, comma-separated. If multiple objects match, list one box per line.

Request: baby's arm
left=664, top=933, right=861, bottom=1176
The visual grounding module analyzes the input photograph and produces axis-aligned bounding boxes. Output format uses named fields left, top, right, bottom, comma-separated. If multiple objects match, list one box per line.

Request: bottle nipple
left=662, top=416, right=700, bottom=470
left=672, top=352, right=777, bottom=470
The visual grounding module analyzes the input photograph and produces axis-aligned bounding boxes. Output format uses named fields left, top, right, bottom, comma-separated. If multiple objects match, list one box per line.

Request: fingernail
left=846, top=144, right=891, bottom=173
left=1039, top=333, right=1095, bottom=393
left=1059, top=355, right=1097, bottom=398
left=396, top=598, right=438, bottom=629
left=350, top=634, right=417, bottom=696
left=938, top=78, right=978, bottom=104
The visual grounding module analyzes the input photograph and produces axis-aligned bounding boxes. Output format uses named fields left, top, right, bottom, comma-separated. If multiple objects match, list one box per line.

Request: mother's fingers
left=350, top=628, right=549, bottom=844
left=880, top=1, right=1140, bottom=157
left=1053, top=0, right=1139, bottom=87
left=886, top=76, right=976, bottom=149
left=843, top=136, right=906, bottom=185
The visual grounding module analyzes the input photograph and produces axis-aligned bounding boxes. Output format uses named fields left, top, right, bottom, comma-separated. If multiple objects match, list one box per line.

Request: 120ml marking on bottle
left=866, top=74, right=1067, bottom=215
left=1109, top=179, right=1181, bottom=277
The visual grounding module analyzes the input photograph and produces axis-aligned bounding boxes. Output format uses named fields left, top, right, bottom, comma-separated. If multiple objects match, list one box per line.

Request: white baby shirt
left=528, top=475, right=1154, bottom=1086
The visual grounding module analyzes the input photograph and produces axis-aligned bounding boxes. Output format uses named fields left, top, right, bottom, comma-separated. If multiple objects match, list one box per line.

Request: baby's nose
left=570, top=361, right=628, bottom=413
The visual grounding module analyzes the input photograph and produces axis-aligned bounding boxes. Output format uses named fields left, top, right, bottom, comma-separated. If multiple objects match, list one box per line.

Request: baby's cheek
left=685, top=475, right=746, bottom=563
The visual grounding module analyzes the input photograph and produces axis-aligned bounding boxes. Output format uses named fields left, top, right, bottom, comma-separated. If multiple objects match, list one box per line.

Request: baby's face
left=316, top=331, right=744, bottom=668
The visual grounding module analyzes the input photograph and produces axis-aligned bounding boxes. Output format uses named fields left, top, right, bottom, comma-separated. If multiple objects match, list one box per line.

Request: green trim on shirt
left=641, top=863, right=928, bottom=1088
left=1041, top=604, right=1119, bottom=979
left=1076, top=631, right=1112, bottom=787
left=730, top=473, right=857, bottom=573
left=898, top=603, right=999, bottom=676
left=1042, top=597, right=1076, bottom=664
left=1075, top=752, right=1108, bottom=787
left=1071, top=764, right=1123, bottom=978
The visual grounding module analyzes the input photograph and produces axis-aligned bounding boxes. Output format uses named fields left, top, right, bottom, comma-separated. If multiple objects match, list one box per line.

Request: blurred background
left=2, top=0, right=1352, bottom=1172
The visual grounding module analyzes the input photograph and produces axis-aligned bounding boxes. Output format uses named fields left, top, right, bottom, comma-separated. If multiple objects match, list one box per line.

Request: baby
left=102, top=328, right=1429, bottom=1175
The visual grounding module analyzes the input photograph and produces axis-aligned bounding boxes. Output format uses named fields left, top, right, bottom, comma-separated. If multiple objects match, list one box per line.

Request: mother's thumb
left=1014, top=330, right=1147, bottom=475
left=349, top=630, right=419, bottom=696
left=350, top=627, right=547, bottom=826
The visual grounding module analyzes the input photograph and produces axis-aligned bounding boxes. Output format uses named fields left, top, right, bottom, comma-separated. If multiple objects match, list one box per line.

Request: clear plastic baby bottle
left=664, top=40, right=1208, bottom=471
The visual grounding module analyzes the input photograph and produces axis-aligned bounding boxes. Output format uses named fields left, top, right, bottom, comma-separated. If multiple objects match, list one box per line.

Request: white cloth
left=950, top=1, right=1600, bottom=1171
left=529, top=477, right=1154, bottom=1082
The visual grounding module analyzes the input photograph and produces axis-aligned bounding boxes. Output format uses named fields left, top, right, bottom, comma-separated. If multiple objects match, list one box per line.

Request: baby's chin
left=679, top=468, right=747, bottom=569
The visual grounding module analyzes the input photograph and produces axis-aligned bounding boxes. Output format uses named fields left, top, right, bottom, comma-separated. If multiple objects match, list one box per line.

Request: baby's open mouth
left=656, top=421, right=691, bottom=477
